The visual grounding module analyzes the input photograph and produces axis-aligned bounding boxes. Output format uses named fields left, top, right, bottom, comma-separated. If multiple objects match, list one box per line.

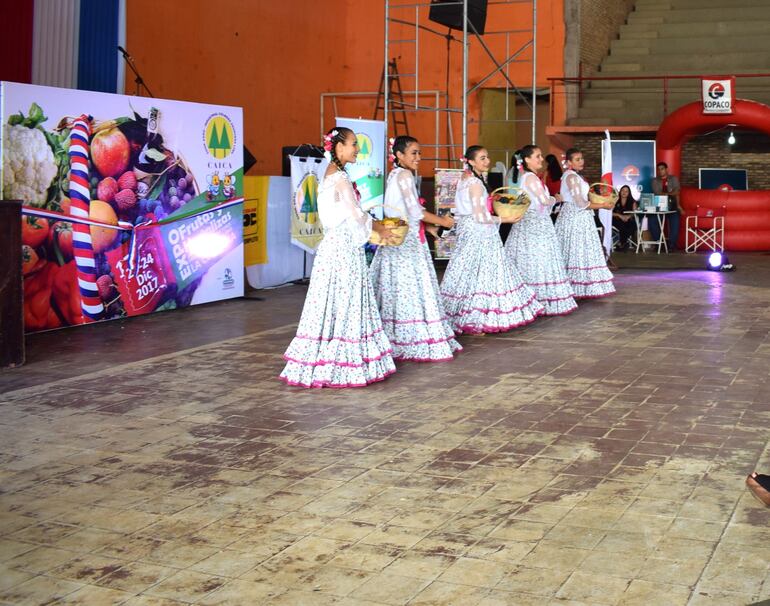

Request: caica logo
left=621, top=165, right=639, bottom=182
left=708, top=83, right=726, bottom=100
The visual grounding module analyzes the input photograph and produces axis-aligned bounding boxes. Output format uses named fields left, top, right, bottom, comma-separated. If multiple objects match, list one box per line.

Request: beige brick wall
left=579, top=0, right=636, bottom=76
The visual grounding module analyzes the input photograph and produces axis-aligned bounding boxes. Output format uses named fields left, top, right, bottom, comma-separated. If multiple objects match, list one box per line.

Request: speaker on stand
left=428, top=0, right=488, bottom=34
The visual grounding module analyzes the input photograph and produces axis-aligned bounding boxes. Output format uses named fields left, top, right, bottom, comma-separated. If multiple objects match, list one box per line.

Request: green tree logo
left=205, top=115, right=236, bottom=158
left=295, top=174, right=319, bottom=224
left=356, top=133, right=373, bottom=161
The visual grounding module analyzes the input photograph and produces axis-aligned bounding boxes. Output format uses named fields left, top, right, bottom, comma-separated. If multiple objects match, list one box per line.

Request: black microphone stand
left=118, top=46, right=154, bottom=97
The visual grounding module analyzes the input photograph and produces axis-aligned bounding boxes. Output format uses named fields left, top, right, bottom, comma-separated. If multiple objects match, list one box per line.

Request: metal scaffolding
left=384, top=0, right=538, bottom=168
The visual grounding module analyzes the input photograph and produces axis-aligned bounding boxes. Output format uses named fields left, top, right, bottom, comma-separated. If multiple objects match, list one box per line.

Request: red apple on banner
left=92, top=128, right=130, bottom=177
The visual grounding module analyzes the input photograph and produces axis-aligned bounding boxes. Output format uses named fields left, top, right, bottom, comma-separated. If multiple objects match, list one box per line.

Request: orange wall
left=126, top=0, right=565, bottom=175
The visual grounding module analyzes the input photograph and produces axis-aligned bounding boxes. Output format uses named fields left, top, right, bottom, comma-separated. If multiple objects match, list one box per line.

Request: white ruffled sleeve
left=470, top=179, right=500, bottom=225
left=565, top=172, right=590, bottom=210
left=522, top=172, right=555, bottom=212
left=335, top=175, right=372, bottom=247
left=395, top=169, right=425, bottom=221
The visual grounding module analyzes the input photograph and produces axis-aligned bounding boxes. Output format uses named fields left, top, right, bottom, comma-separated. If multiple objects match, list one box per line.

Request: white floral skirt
left=440, top=216, right=543, bottom=335
left=555, top=208, right=615, bottom=299
left=279, top=227, right=396, bottom=388
left=504, top=209, right=578, bottom=316
left=370, top=222, right=461, bottom=362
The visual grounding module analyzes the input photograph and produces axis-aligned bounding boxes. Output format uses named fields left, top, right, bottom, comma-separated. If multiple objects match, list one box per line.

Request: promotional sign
left=698, top=168, right=748, bottom=191
left=243, top=176, right=269, bottom=265
left=289, top=155, right=328, bottom=254
left=433, top=168, right=464, bottom=259
left=2, top=81, right=244, bottom=333
left=335, top=117, right=385, bottom=214
left=607, top=140, right=656, bottom=198
left=701, top=77, right=735, bottom=115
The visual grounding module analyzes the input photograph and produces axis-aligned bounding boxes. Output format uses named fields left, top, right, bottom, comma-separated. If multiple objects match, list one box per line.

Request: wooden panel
left=0, top=201, right=25, bottom=368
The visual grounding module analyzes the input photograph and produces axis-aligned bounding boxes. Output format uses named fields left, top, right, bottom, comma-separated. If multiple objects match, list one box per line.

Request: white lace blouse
left=454, top=174, right=500, bottom=225
left=383, top=167, right=425, bottom=222
left=318, top=170, right=372, bottom=246
left=560, top=169, right=590, bottom=210
left=518, top=171, right=555, bottom=215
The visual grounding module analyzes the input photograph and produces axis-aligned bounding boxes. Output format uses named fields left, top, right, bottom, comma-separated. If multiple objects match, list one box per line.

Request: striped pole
left=68, top=115, right=104, bottom=322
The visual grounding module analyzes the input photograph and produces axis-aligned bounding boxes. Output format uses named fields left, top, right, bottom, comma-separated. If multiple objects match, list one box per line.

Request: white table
left=625, top=210, right=678, bottom=254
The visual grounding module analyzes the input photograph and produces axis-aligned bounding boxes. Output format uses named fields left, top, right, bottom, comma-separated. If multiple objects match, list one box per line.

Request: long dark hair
left=391, top=135, right=418, bottom=169
left=326, top=126, right=355, bottom=172
left=618, top=185, right=635, bottom=209
left=464, top=145, right=488, bottom=191
left=545, top=154, right=563, bottom=181
left=510, top=145, right=539, bottom=182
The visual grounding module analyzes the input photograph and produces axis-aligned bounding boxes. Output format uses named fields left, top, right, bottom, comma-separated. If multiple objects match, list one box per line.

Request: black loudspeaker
left=282, top=145, right=324, bottom=177
left=428, top=0, right=488, bottom=35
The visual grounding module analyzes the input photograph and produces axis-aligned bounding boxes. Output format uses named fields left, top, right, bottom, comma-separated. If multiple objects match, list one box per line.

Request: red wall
left=0, top=0, right=33, bottom=83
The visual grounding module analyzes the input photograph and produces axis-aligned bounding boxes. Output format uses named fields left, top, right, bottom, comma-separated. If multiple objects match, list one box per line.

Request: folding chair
left=685, top=205, right=725, bottom=253
left=612, top=225, right=637, bottom=251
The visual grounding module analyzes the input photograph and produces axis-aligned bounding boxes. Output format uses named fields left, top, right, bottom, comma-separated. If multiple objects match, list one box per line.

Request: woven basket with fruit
left=490, top=185, right=531, bottom=220
left=369, top=205, right=409, bottom=246
left=588, top=183, right=618, bottom=208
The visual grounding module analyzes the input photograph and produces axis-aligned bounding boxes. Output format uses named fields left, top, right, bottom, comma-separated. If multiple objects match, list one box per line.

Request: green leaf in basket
left=147, top=173, right=168, bottom=201
left=144, top=148, right=166, bottom=162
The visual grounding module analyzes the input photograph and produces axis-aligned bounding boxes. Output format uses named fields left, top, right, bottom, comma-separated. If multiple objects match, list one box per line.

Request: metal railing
left=547, top=73, right=770, bottom=126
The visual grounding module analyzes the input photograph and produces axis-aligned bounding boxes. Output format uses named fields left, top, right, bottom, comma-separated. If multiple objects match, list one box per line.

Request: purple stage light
left=708, top=252, right=723, bottom=268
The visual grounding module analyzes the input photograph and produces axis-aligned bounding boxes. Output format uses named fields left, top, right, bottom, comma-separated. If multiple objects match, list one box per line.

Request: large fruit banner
left=1, top=82, right=244, bottom=333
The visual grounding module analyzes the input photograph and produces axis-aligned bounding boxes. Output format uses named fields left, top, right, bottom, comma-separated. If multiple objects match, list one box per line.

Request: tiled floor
left=1, top=252, right=769, bottom=605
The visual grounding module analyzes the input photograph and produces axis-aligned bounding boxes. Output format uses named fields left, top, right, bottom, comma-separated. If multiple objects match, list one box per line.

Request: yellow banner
left=243, top=176, right=269, bottom=265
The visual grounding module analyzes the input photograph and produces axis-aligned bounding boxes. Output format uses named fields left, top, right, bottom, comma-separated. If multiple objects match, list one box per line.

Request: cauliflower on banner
left=3, top=122, right=58, bottom=206
left=2, top=102, right=65, bottom=208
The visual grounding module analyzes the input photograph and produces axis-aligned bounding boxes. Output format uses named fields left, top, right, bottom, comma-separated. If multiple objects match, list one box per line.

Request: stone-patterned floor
left=1, top=252, right=770, bottom=605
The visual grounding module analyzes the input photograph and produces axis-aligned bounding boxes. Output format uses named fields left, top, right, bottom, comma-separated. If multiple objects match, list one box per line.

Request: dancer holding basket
left=280, top=127, right=397, bottom=388
left=440, top=145, right=543, bottom=335
left=504, top=145, right=578, bottom=316
left=369, top=136, right=462, bottom=362
left=556, top=147, right=615, bottom=299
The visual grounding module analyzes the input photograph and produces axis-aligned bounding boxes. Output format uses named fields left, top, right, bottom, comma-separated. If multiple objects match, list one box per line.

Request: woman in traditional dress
left=504, top=145, right=578, bottom=316
left=279, top=127, right=397, bottom=388
left=370, top=136, right=462, bottom=361
left=440, top=145, right=543, bottom=335
left=556, top=147, right=616, bottom=299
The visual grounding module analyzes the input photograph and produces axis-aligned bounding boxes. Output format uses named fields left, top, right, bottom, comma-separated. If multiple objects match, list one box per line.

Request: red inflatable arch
left=656, top=99, right=770, bottom=251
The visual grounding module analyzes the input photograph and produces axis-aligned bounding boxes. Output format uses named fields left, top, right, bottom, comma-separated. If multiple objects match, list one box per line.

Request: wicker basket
left=490, top=186, right=531, bottom=220
left=369, top=204, right=409, bottom=246
left=588, top=183, right=619, bottom=208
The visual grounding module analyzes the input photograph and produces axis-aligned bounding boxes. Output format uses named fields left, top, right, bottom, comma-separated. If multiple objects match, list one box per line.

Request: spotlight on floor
left=707, top=251, right=735, bottom=272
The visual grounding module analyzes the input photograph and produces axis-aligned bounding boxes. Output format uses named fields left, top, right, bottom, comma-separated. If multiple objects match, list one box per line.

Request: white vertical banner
left=599, top=130, right=614, bottom=256
left=289, top=155, right=328, bottom=254
left=335, top=117, right=385, bottom=216
left=247, top=176, right=312, bottom=288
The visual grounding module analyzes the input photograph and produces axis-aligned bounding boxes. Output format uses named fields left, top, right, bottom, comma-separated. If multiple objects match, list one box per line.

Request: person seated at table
left=650, top=162, right=682, bottom=250
left=612, top=185, right=637, bottom=250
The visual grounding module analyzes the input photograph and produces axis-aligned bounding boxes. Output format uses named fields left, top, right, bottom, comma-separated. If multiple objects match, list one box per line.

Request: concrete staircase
left=571, top=0, right=770, bottom=126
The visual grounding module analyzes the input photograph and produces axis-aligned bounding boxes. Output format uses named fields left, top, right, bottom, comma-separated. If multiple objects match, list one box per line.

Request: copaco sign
left=701, top=77, right=735, bottom=114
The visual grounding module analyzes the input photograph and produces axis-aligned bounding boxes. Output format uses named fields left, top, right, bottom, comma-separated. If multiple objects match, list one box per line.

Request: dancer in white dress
left=280, top=128, right=398, bottom=388
left=441, top=145, right=544, bottom=334
left=504, top=145, right=578, bottom=316
left=370, top=136, right=462, bottom=361
left=556, top=148, right=616, bottom=299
